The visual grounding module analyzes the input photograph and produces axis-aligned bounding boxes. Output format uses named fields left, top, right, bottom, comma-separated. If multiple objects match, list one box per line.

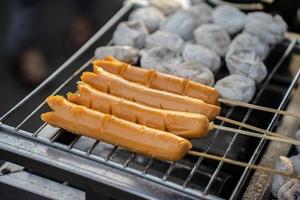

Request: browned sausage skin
left=42, top=96, right=192, bottom=161
left=80, top=66, right=221, bottom=120
left=93, top=56, right=220, bottom=105
left=68, top=82, right=212, bottom=138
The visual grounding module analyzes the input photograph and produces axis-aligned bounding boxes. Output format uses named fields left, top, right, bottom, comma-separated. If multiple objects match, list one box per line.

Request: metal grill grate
left=1, top=2, right=300, bottom=199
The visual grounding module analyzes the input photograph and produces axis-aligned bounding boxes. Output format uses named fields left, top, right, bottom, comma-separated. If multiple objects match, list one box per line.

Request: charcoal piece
left=225, top=49, right=267, bottom=83
left=186, top=3, right=213, bottom=27
left=173, top=62, right=215, bottom=86
left=214, top=74, right=255, bottom=103
left=244, top=12, right=287, bottom=45
left=183, top=44, right=221, bottom=73
left=229, top=32, right=270, bottom=60
left=212, top=4, right=245, bottom=35
left=140, top=47, right=183, bottom=72
left=194, top=24, right=231, bottom=57
left=94, top=46, right=139, bottom=64
left=278, top=179, right=300, bottom=200
left=129, top=7, right=165, bottom=33
left=154, top=66, right=173, bottom=74
left=145, top=30, right=184, bottom=53
left=271, top=156, right=294, bottom=198
left=113, top=21, right=148, bottom=49
left=290, top=155, right=300, bottom=175
left=149, top=0, right=189, bottom=16
left=161, top=10, right=194, bottom=40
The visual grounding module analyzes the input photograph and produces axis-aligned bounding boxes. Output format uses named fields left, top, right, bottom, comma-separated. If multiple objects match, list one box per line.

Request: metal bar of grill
left=123, top=153, right=136, bottom=168
left=0, top=1, right=299, bottom=199
left=203, top=39, right=297, bottom=195
left=183, top=108, right=235, bottom=188
left=230, top=60, right=300, bottom=199
left=87, top=141, right=99, bottom=155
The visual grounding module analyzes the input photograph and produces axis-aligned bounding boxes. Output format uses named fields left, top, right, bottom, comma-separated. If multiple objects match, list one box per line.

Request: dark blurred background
left=0, top=0, right=300, bottom=116
left=0, top=0, right=123, bottom=115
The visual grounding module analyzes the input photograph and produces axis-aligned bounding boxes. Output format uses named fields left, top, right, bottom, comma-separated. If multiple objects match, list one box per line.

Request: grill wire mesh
left=1, top=3, right=300, bottom=200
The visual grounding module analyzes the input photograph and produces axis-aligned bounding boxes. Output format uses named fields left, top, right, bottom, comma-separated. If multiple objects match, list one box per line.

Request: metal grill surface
left=1, top=2, right=300, bottom=199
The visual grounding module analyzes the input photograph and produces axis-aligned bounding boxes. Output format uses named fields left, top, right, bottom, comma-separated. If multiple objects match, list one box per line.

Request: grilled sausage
left=93, top=56, right=220, bottom=105
left=68, top=82, right=212, bottom=138
left=81, top=66, right=220, bottom=120
left=41, top=96, right=192, bottom=161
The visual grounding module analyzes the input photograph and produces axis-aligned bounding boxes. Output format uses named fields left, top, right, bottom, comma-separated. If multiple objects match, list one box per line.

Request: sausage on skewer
left=81, top=66, right=221, bottom=121
left=42, top=96, right=192, bottom=161
left=93, top=57, right=220, bottom=105
left=68, top=82, right=213, bottom=139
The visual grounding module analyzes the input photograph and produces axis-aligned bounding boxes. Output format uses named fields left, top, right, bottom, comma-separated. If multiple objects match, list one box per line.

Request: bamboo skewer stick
left=213, top=124, right=300, bottom=146
left=215, top=116, right=290, bottom=140
left=187, top=150, right=300, bottom=179
left=219, top=98, right=300, bottom=119
left=207, top=0, right=264, bottom=11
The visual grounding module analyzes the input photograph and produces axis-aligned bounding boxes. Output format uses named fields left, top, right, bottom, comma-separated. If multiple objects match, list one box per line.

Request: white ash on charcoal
left=145, top=30, right=185, bottom=53
left=94, top=46, right=139, bottom=64
left=194, top=24, right=231, bottom=57
left=271, top=156, right=294, bottom=198
left=113, top=21, right=148, bottom=49
left=278, top=179, right=300, bottom=200
left=154, top=66, right=173, bottom=74
left=140, top=47, right=183, bottom=72
left=214, top=74, right=255, bottom=103
left=270, top=129, right=300, bottom=200
left=290, top=155, right=300, bottom=176
left=182, top=44, right=221, bottom=73
left=173, top=62, right=215, bottom=86
left=244, top=12, right=288, bottom=45
left=129, top=7, right=165, bottom=33
left=161, top=10, right=195, bottom=41
left=212, top=4, right=246, bottom=35
left=225, top=48, right=267, bottom=83
left=186, top=3, right=213, bottom=27
left=229, top=32, right=270, bottom=60
left=149, top=0, right=190, bottom=16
